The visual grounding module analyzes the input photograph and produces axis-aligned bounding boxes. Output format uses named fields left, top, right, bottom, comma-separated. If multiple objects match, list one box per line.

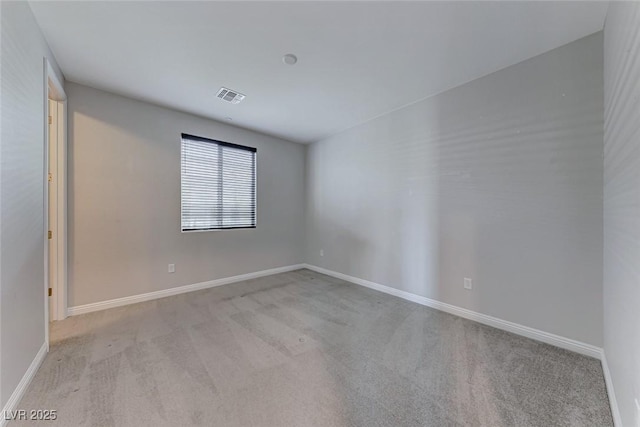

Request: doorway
left=45, top=59, right=67, bottom=332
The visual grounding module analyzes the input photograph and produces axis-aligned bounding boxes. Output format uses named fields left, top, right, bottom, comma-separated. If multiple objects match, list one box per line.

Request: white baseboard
left=35, top=264, right=621, bottom=424
left=68, top=264, right=305, bottom=316
left=1, top=342, right=47, bottom=427
left=303, top=264, right=603, bottom=359
left=601, top=351, right=622, bottom=426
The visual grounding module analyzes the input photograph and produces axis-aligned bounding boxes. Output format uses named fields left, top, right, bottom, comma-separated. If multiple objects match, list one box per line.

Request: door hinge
left=48, top=115, right=52, bottom=125
left=48, top=230, right=52, bottom=239
left=48, top=173, right=53, bottom=182
left=48, top=288, right=52, bottom=297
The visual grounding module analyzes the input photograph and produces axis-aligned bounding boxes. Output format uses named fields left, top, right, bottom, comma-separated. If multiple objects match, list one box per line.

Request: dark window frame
left=180, top=133, right=257, bottom=232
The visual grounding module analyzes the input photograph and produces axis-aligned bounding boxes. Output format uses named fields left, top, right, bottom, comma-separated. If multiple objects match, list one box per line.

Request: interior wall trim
left=303, top=263, right=603, bottom=359
left=67, top=264, right=305, bottom=316
left=0, top=343, right=47, bottom=427
left=601, top=351, right=622, bottom=426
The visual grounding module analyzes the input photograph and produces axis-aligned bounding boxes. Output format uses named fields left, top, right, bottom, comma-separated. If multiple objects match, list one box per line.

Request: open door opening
left=45, top=60, right=67, bottom=336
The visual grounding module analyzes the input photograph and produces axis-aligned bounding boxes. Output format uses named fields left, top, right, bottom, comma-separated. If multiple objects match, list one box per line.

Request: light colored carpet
left=11, top=269, right=612, bottom=426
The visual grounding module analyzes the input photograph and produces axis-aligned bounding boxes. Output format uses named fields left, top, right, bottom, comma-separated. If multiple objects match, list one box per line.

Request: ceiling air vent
left=216, top=87, right=245, bottom=104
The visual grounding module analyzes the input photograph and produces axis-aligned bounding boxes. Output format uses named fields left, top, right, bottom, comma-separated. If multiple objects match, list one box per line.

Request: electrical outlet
left=320, top=249, right=324, bottom=257
left=464, top=278, right=472, bottom=290
left=168, top=264, right=175, bottom=273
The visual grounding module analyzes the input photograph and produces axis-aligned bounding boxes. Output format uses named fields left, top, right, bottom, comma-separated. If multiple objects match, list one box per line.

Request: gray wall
left=66, top=83, right=305, bottom=307
left=0, top=2, right=64, bottom=409
left=306, top=33, right=604, bottom=346
left=603, top=3, right=640, bottom=425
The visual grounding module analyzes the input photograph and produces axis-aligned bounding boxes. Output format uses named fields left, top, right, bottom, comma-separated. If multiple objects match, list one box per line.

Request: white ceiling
left=30, top=1, right=607, bottom=143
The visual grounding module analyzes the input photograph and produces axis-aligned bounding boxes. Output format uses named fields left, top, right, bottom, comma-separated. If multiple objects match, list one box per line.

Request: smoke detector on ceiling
left=216, top=87, right=245, bottom=104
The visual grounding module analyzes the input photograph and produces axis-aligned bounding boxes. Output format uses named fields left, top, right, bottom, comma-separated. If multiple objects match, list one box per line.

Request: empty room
left=1, top=1, right=639, bottom=426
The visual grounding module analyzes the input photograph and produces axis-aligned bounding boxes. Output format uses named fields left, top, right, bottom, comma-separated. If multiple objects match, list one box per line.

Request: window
left=181, top=133, right=256, bottom=231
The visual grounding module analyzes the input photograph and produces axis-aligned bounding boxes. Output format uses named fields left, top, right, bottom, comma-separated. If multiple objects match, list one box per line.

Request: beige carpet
left=11, top=269, right=612, bottom=426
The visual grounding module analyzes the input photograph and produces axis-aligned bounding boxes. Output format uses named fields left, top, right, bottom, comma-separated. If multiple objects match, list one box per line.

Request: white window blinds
left=181, top=133, right=256, bottom=231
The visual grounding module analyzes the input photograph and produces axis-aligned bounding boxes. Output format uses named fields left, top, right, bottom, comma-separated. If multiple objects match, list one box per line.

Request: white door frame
left=44, top=59, right=67, bottom=347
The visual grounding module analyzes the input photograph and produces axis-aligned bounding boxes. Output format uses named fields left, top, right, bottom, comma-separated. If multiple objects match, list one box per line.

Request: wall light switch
left=320, top=249, right=324, bottom=257
left=464, top=278, right=472, bottom=290
left=168, top=264, right=175, bottom=273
